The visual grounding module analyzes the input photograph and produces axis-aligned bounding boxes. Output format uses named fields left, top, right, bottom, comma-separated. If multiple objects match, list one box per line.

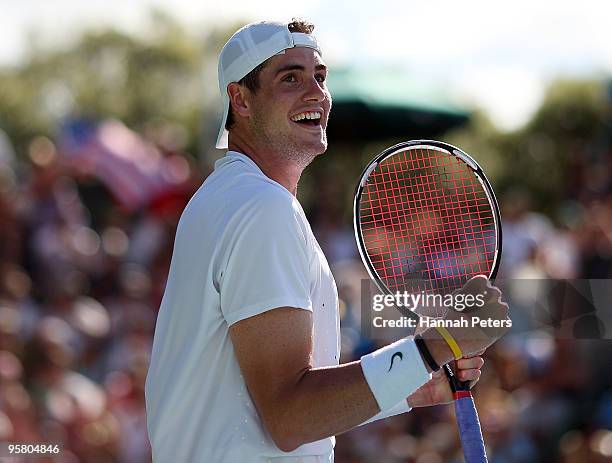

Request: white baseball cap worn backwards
left=216, top=21, right=322, bottom=149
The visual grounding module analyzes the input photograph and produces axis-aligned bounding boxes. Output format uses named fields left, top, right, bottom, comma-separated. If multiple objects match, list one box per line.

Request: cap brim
left=215, top=93, right=230, bottom=149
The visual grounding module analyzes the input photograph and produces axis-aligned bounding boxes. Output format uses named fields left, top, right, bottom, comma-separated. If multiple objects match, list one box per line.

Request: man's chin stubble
left=250, top=117, right=327, bottom=166
left=262, top=133, right=326, bottom=168
left=284, top=136, right=327, bottom=168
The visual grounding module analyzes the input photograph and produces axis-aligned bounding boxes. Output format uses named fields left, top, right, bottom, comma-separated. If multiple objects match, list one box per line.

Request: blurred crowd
left=0, top=122, right=612, bottom=463
left=0, top=126, right=200, bottom=462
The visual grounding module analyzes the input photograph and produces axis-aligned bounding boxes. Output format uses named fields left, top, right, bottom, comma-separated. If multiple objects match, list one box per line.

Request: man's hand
left=407, top=355, right=484, bottom=408
left=445, top=275, right=511, bottom=358
left=416, top=275, right=510, bottom=370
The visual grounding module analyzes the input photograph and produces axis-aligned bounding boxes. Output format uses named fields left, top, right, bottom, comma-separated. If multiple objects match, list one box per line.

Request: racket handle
left=454, top=392, right=488, bottom=463
left=443, top=364, right=488, bottom=463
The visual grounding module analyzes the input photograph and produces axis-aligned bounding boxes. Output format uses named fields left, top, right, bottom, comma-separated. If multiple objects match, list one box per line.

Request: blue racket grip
left=454, top=392, right=488, bottom=463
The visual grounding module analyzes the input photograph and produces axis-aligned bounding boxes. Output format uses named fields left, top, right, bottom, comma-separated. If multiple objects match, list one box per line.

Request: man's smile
left=289, top=110, right=324, bottom=130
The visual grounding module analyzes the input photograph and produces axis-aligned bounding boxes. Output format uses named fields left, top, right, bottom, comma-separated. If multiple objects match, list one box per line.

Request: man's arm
left=230, top=307, right=379, bottom=452
left=230, top=307, right=458, bottom=452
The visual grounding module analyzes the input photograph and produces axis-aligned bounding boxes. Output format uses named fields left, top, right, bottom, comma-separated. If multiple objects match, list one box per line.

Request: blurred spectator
left=500, top=188, right=554, bottom=277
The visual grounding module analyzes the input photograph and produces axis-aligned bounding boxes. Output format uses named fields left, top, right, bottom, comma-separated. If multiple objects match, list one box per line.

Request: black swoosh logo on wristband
left=388, top=352, right=403, bottom=372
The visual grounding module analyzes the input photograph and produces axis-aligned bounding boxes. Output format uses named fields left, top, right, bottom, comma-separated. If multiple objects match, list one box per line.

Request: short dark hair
left=225, top=19, right=315, bottom=130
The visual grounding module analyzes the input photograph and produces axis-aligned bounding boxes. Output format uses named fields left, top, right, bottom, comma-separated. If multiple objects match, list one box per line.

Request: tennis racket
left=353, top=140, right=502, bottom=463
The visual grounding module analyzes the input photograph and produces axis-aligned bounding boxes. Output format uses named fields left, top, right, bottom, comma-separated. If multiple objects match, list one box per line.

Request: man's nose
left=303, top=76, right=326, bottom=102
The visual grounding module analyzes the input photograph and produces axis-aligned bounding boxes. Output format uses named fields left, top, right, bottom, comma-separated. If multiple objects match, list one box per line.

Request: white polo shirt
left=145, top=151, right=341, bottom=462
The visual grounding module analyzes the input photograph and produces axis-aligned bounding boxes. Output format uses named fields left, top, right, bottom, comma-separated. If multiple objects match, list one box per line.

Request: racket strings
left=359, top=147, right=496, bottom=297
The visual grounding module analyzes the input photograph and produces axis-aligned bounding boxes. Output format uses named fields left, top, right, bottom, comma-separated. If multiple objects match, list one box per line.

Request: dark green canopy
left=325, top=67, right=469, bottom=141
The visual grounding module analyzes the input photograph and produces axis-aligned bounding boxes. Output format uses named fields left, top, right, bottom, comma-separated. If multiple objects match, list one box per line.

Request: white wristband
left=360, top=336, right=431, bottom=412
left=360, top=399, right=411, bottom=426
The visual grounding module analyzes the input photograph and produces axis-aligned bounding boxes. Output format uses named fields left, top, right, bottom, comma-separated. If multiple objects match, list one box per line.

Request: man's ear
left=227, top=83, right=251, bottom=118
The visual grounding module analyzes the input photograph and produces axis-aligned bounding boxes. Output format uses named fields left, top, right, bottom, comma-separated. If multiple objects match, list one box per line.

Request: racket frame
left=353, top=139, right=503, bottom=297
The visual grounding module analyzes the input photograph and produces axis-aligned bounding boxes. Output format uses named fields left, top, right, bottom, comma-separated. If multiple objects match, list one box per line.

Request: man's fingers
left=457, top=368, right=481, bottom=382
left=452, top=356, right=484, bottom=386
left=444, top=275, right=512, bottom=356
left=483, top=282, right=502, bottom=303
left=458, top=274, right=488, bottom=298
left=459, top=275, right=504, bottom=306
left=456, top=356, right=484, bottom=370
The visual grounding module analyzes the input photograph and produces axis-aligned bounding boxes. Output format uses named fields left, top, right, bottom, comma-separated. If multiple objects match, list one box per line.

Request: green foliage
left=528, top=79, right=607, bottom=139
left=0, top=11, right=238, bottom=157
left=446, top=79, right=608, bottom=215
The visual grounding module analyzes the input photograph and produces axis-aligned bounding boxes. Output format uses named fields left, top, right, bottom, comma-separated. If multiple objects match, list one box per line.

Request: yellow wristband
left=435, top=326, right=463, bottom=360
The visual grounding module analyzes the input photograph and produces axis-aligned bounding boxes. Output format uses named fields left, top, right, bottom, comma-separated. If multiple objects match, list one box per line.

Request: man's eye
left=283, top=74, right=296, bottom=82
left=316, top=74, right=326, bottom=83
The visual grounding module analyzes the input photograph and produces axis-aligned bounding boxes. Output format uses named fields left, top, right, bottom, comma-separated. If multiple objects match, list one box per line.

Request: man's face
left=246, top=47, right=331, bottom=165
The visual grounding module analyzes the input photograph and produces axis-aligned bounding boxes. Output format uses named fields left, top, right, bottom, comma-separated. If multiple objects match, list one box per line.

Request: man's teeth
left=291, top=112, right=322, bottom=122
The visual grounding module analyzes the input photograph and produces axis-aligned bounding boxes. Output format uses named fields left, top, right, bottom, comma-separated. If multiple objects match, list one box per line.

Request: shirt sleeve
left=218, top=190, right=313, bottom=326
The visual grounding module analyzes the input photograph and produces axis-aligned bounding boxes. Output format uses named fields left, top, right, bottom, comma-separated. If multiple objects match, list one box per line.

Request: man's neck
left=228, top=138, right=303, bottom=196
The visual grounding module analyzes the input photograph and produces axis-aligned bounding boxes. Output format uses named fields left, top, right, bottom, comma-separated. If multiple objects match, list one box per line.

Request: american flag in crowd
left=60, top=118, right=190, bottom=212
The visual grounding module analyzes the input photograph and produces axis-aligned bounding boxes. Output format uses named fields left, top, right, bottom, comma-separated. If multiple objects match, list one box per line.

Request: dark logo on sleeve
left=388, top=352, right=403, bottom=372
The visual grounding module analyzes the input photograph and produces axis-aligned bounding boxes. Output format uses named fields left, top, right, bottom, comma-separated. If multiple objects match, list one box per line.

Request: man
left=145, top=20, right=510, bottom=462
